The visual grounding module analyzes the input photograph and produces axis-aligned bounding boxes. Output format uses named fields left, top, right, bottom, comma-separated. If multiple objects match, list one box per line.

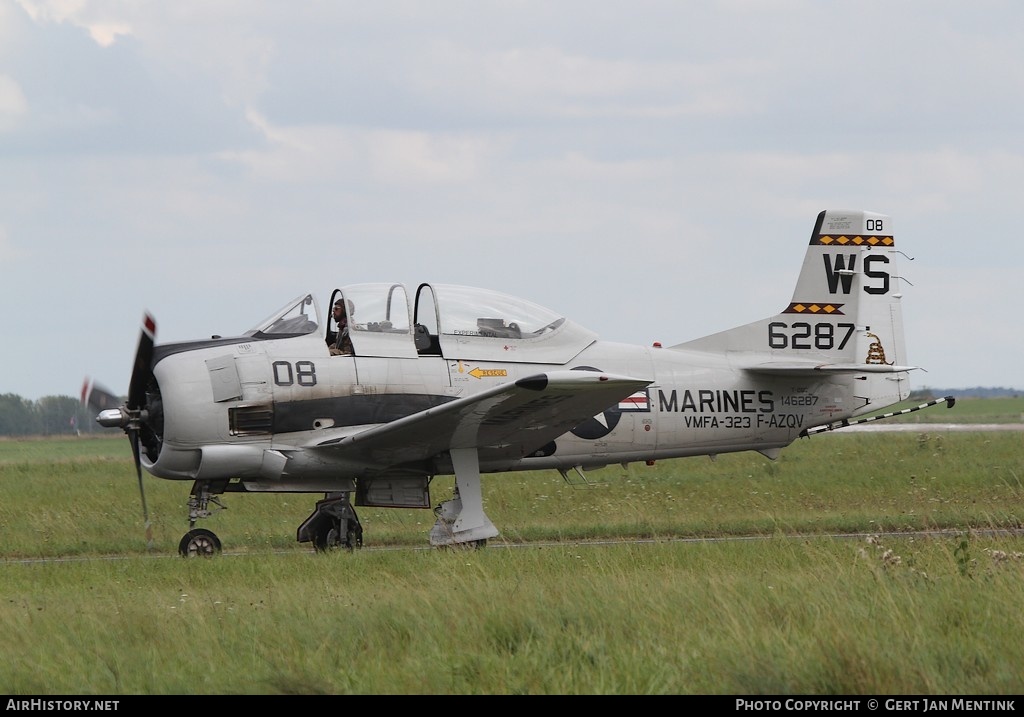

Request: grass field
left=1, top=410, right=1022, bottom=695
left=877, top=395, right=1024, bottom=424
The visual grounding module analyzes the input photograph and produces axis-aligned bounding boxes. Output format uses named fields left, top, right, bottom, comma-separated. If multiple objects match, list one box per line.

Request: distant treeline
left=912, top=386, right=1022, bottom=400
left=0, top=393, right=119, bottom=437
left=0, top=387, right=1020, bottom=437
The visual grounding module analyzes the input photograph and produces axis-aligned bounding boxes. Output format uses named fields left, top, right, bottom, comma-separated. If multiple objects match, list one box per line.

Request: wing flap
left=314, top=370, right=651, bottom=468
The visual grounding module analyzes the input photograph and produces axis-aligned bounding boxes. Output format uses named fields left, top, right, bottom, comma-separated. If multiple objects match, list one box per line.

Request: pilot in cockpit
left=328, top=299, right=355, bottom=355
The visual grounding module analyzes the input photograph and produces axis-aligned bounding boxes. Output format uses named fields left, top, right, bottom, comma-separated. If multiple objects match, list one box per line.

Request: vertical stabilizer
left=673, top=210, right=914, bottom=411
left=791, top=210, right=908, bottom=367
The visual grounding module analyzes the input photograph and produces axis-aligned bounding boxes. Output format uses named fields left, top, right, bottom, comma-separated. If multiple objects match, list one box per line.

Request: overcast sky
left=2, top=0, right=1022, bottom=402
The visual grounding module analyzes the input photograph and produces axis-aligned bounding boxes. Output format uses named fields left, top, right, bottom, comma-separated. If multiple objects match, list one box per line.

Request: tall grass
left=1, top=430, right=1022, bottom=694
left=2, top=537, right=1023, bottom=694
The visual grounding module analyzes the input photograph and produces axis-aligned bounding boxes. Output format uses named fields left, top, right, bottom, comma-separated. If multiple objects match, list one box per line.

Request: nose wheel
left=178, top=528, right=222, bottom=557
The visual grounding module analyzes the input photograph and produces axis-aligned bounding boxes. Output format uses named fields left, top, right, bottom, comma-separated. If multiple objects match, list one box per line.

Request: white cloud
left=15, top=0, right=132, bottom=45
left=490, top=48, right=711, bottom=101
left=84, top=21, right=130, bottom=47
left=366, top=129, right=494, bottom=184
left=0, top=75, right=28, bottom=130
left=223, top=110, right=498, bottom=186
left=0, top=224, right=29, bottom=264
left=409, top=42, right=764, bottom=120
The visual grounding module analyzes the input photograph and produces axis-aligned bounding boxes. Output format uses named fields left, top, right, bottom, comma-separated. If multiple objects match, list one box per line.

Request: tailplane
left=674, top=209, right=915, bottom=414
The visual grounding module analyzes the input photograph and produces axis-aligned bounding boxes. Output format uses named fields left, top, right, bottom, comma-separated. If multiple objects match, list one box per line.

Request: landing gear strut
left=428, top=447, right=499, bottom=547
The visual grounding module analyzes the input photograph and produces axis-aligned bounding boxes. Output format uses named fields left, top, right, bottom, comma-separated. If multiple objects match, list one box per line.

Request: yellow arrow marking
left=469, top=367, right=508, bottom=379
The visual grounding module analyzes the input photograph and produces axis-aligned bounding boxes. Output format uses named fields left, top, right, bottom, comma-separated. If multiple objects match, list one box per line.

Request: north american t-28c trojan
left=84, top=209, right=953, bottom=556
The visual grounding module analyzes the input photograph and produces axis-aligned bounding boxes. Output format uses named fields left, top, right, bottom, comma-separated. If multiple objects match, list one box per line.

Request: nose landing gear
left=178, top=480, right=227, bottom=558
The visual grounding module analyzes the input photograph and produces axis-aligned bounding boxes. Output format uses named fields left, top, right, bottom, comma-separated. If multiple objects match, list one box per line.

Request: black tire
left=346, top=527, right=363, bottom=550
left=178, top=528, right=222, bottom=557
left=312, top=523, right=342, bottom=552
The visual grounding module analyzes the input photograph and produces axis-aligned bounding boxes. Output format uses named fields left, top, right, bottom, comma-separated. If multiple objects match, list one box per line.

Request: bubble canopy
left=247, top=283, right=598, bottom=363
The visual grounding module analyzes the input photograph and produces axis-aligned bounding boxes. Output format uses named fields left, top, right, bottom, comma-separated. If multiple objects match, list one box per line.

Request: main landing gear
left=296, top=492, right=364, bottom=552
left=428, top=447, right=499, bottom=548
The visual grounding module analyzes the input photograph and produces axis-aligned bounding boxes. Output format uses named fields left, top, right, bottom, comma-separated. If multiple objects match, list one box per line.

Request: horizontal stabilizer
left=745, top=361, right=919, bottom=376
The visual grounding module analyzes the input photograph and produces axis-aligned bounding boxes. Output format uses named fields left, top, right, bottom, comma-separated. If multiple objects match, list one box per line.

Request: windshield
left=246, top=294, right=320, bottom=336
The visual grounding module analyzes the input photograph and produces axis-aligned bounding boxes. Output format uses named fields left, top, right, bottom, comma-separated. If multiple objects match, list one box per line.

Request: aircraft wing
left=313, top=370, right=652, bottom=468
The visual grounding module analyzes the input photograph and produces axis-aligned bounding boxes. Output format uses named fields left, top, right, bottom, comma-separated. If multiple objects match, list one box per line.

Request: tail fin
left=674, top=209, right=914, bottom=413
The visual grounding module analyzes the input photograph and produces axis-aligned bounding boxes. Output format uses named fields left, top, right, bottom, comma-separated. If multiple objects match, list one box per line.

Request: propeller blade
left=128, top=427, right=155, bottom=550
left=128, top=312, right=157, bottom=411
left=90, top=312, right=159, bottom=550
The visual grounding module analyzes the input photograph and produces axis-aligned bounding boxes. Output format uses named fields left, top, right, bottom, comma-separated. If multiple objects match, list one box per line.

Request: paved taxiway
left=844, top=423, right=1024, bottom=432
